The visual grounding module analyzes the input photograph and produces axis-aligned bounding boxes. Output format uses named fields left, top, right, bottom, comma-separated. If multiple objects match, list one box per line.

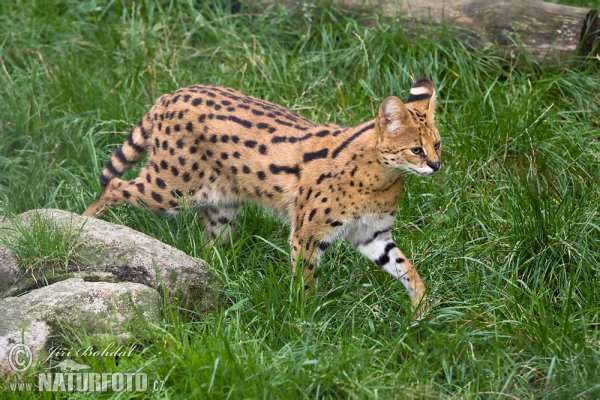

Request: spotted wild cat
left=83, top=77, right=442, bottom=316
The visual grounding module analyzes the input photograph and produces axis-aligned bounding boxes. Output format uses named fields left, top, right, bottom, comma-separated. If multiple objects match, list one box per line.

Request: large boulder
left=1, top=209, right=216, bottom=311
left=0, top=209, right=219, bottom=378
left=0, top=278, right=159, bottom=377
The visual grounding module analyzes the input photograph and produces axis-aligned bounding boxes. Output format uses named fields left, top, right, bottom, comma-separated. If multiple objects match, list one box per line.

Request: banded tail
left=99, top=120, right=151, bottom=186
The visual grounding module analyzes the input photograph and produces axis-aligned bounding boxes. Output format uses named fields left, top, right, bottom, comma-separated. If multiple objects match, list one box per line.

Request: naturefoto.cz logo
left=6, top=344, right=165, bottom=393
left=37, top=371, right=153, bottom=392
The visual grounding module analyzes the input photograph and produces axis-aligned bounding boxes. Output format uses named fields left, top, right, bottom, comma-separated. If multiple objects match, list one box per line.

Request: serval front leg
left=349, top=223, right=428, bottom=318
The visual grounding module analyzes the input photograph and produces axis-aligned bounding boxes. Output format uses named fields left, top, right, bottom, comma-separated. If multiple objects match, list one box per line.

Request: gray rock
left=0, top=278, right=159, bottom=377
left=3, top=209, right=216, bottom=311
left=0, top=245, right=19, bottom=294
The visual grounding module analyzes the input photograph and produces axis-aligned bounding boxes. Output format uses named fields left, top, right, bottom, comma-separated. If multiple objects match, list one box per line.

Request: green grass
left=1, top=0, right=599, bottom=398
left=0, top=211, right=85, bottom=272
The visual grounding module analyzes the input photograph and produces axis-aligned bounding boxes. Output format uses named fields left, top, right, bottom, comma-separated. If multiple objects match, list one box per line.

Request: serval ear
left=405, top=77, right=436, bottom=124
left=377, top=96, right=414, bottom=135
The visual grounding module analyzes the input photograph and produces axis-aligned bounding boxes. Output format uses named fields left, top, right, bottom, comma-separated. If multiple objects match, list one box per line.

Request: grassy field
left=1, top=0, right=599, bottom=398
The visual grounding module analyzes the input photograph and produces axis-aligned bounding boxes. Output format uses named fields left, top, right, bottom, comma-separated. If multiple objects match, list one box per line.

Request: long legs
left=348, top=226, right=427, bottom=315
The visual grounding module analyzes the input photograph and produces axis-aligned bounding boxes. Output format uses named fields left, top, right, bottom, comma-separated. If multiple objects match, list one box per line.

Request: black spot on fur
left=384, top=242, right=398, bottom=253
left=257, top=122, right=275, bottom=133
left=151, top=192, right=163, bottom=203
left=288, top=133, right=312, bottom=143
left=303, top=148, right=328, bottom=163
left=228, top=116, right=252, bottom=129
left=316, top=172, right=331, bottom=184
left=319, top=241, right=330, bottom=251
left=363, top=228, right=391, bottom=245
left=269, top=164, right=300, bottom=178
left=375, top=243, right=398, bottom=266
left=274, top=119, right=293, bottom=127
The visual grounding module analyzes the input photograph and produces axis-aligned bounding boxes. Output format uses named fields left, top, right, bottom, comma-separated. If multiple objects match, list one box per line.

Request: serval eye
left=434, top=142, right=441, bottom=150
left=411, top=147, right=423, bottom=155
